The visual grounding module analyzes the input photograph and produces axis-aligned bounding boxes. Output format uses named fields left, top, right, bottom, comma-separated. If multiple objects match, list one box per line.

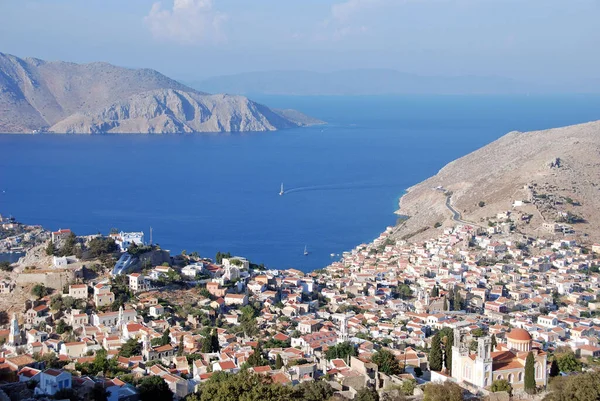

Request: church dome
left=507, top=328, right=532, bottom=342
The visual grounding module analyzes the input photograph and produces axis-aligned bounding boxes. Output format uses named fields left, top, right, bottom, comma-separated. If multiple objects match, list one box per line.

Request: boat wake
left=284, top=181, right=399, bottom=194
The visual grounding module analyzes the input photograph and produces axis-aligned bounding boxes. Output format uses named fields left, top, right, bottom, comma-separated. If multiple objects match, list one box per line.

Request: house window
left=518, top=372, right=523, bottom=382
left=508, top=373, right=514, bottom=383
left=497, top=374, right=503, bottom=381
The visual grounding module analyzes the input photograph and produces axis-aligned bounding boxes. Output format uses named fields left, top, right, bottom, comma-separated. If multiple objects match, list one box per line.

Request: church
left=451, top=328, right=547, bottom=391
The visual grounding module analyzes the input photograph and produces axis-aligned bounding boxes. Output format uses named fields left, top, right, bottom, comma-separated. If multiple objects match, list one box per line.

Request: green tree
left=524, top=351, right=536, bottom=394
left=549, top=358, right=560, bottom=377
left=45, top=240, right=56, bottom=256
left=372, top=349, right=402, bottom=376
left=401, top=379, right=416, bottom=396
left=60, top=232, right=78, bottom=256
left=442, top=328, right=454, bottom=375
left=0, top=261, right=13, bottom=272
left=91, top=383, right=111, bottom=401
left=545, top=371, right=600, bottom=401
left=55, top=320, right=71, bottom=335
left=31, top=284, right=49, bottom=299
left=491, top=379, right=512, bottom=396
left=453, top=291, right=463, bottom=311
left=138, top=375, right=173, bottom=401
left=325, top=341, right=357, bottom=361
left=429, top=333, right=443, bottom=372
left=356, top=387, right=379, bottom=401
left=471, top=328, right=485, bottom=338
left=178, top=336, right=184, bottom=356
left=490, top=334, right=497, bottom=351
left=557, top=351, right=582, bottom=373
left=275, top=354, right=284, bottom=369
left=423, top=382, right=464, bottom=401
left=119, top=338, right=142, bottom=358
left=247, top=345, right=268, bottom=367
left=430, top=286, right=439, bottom=297
left=294, top=381, right=334, bottom=401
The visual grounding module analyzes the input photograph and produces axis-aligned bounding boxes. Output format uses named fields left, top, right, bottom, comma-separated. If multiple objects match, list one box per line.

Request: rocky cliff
left=0, top=52, right=321, bottom=133
left=393, top=120, right=600, bottom=243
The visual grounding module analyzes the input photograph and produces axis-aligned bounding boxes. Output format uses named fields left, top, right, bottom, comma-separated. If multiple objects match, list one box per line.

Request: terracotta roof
left=507, top=328, right=532, bottom=341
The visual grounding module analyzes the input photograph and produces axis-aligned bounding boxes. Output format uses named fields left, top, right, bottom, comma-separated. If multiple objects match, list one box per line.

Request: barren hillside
left=0, top=52, right=321, bottom=133
left=393, top=120, right=600, bottom=244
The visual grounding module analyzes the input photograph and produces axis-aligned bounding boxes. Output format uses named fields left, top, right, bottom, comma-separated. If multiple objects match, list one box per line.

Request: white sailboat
left=279, top=183, right=285, bottom=196
left=304, top=245, right=309, bottom=256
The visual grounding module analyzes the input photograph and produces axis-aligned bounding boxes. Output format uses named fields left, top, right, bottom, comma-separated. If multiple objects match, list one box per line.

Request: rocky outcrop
left=0, top=52, right=322, bottom=133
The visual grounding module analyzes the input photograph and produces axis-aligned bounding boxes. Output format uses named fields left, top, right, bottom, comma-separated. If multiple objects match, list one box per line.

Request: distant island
left=191, top=69, right=548, bottom=96
left=0, top=52, right=323, bottom=134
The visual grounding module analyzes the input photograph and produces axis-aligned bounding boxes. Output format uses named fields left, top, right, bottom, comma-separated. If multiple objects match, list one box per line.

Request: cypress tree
left=275, top=354, right=284, bottom=369
left=430, top=286, right=439, bottom=297
left=178, top=336, right=184, bottom=356
left=490, top=334, right=497, bottom=351
left=46, top=239, right=55, bottom=256
left=549, top=359, right=559, bottom=377
left=524, top=351, right=536, bottom=394
left=429, top=333, right=443, bottom=371
left=454, top=291, right=463, bottom=311
left=444, top=329, right=454, bottom=375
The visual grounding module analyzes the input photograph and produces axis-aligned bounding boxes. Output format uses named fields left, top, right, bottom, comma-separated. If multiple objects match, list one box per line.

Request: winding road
left=445, top=193, right=482, bottom=228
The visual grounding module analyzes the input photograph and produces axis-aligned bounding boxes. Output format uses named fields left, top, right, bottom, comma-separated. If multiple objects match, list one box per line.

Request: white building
left=37, top=369, right=72, bottom=396
left=222, top=257, right=249, bottom=270
left=111, top=231, right=145, bottom=252
left=182, top=263, right=206, bottom=278
left=68, top=284, right=88, bottom=300
left=128, top=273, right=151, bottom=292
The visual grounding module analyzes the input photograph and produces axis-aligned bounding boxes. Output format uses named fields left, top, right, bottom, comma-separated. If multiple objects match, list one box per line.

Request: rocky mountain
left=393, top=120, right=600, bottom=243
left=0, top=52, right=321, bottom=133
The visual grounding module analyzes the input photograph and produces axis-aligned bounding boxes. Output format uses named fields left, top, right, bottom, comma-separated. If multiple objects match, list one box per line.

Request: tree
left=491, top=379, right=512, bottom=396
left=557, top=351, right=582, bottom=373
left=31, top=284, right=49, bottom=299
left=178, top=336, right=184, bottom=356
left=490, top=334, right=497, bottom=351
left=401, top=379, right=416, bottom=396
left=423, top=382, right=464, bottom=401
left=138, top=375, right=173, bottom=401
left=549, top=358, right=560, bottom=377
left=55, top=319, right=71, bottom=335
left=442, top=328, right=454, bottom=375
left=453, top=291, right=463, bottom=311
left=545, top=371, right=600, bottom=401
left=429, top=333, right=443, bottom=372
left=325, top=341, right=357, bottom=361
left=45, top=240, right=56, bottom=256
left=471, top=328, right=485, bottom=338
left=247, top=346, right=268, bottom=367
left=60, top=232, right=78, bottom=256
left=524, top=351, right=536, bottom=394
left=275, top=354, right=284, bottom=369
left=0, top=261, right=13, bottom=272
left=160, top=328, right=171, bottom=346
left=430, top=286, right=439, bottom=297
left=356, top=387, right=379, bottom=401
left=91, top=383, right=111, bottom=401
left=119, top=338, right=142, bottom=358
left=372, top=349, right=402, bottom=376
left=202, top=329, right=220, bottom=353
left=294, top=381, right=334, bottom=401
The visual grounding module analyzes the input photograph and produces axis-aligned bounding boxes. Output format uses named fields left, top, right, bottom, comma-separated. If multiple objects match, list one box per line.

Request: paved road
left=445, top=194, right=483, bottom=228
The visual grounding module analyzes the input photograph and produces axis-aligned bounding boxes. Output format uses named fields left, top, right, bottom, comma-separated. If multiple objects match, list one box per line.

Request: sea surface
left=2, top=95, right=600, bottom=272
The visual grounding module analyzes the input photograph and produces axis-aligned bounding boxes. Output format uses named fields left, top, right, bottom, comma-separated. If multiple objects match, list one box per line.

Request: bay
left=1, top=95, right=600, bottom=272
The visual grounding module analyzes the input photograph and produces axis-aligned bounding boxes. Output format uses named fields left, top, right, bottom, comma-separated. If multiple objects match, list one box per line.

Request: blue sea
left=2, top=95, right=600, bottom=272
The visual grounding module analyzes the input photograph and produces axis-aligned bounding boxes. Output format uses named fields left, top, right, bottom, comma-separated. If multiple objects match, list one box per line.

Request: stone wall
left=16, top=269, right=76, bottom=290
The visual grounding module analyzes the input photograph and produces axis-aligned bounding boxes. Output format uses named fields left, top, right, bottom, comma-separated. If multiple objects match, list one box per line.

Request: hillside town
left=1, top=212, right=600, bottom=401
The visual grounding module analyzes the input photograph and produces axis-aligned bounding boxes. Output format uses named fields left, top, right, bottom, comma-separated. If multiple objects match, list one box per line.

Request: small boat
left=279, top=183, right=284, bottom=196
left=304, top=245, right=309, bottom=256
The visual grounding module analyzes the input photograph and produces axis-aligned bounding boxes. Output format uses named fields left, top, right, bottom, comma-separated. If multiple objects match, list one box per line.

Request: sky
left=1, top=0, right=599, bottom=89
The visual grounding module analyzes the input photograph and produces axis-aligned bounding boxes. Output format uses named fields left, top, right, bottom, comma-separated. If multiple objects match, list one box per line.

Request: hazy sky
left=1, top=0, right=599, bottom=88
